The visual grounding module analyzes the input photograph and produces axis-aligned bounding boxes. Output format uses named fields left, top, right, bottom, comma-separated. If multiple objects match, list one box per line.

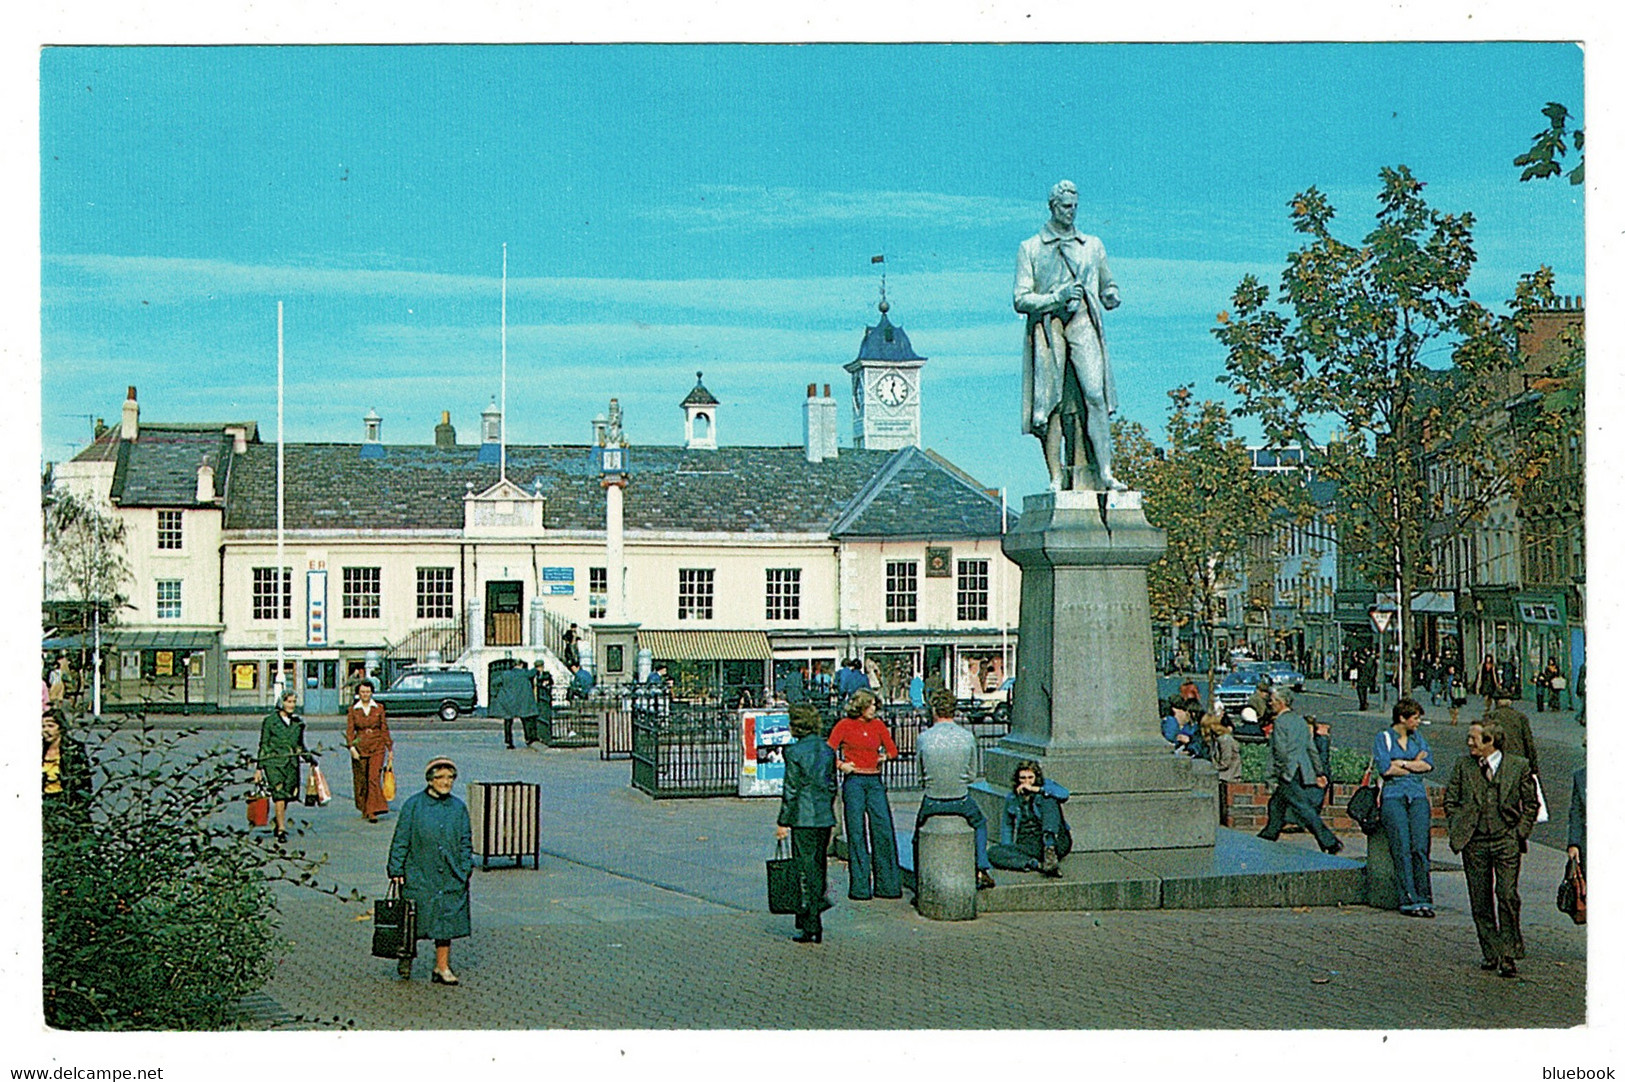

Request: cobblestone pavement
left=235, top=725, right=1586, bottom=1031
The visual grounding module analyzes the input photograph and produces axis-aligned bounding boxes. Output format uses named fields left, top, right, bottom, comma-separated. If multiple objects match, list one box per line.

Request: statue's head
left=1047, top=179, right=1078, bottom=214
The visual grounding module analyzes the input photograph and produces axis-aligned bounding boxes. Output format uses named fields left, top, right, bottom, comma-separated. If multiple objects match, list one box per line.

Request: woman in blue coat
left=388, top=756, right=473, bottom=984
left=774, top=705, right=838, bottom=943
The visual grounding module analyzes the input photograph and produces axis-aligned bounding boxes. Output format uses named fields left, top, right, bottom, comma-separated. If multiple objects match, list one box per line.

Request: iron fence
left=629, top=688, right=740, bottom=798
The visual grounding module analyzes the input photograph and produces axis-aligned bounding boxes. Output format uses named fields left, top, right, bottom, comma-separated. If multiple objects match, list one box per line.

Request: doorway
left=486, top=580, right=524, bottom=646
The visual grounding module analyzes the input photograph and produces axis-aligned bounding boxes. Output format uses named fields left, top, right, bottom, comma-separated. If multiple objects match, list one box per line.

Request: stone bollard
left=1363, top=825, right=1400, bottom=910
left=915, top=816, right=977, bottom=921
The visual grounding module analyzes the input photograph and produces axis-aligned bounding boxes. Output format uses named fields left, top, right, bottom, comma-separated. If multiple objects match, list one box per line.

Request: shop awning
left=42, top=630, right=220, bottom=651
left=639, top=630, right=772, bottom=661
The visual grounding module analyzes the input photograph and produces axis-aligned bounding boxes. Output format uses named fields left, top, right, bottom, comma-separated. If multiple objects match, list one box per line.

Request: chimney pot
left=127, top=386, right=137, bottom=401
left=823, top=384, right=830, bottom=398
left=808, top=383, right=816, bottom=399
left=196, top=458, right=216, bottom=503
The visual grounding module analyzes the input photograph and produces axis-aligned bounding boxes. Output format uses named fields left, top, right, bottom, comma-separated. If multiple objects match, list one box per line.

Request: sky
left=39, top=43, right=1584, bottom=497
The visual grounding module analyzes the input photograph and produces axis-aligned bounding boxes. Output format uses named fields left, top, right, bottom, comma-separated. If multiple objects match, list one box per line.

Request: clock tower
left=844, top=294, right=926, bottom=450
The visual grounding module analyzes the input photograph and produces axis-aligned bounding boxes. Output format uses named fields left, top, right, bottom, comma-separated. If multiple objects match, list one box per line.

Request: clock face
left=875, top=372, right=911, bottom=407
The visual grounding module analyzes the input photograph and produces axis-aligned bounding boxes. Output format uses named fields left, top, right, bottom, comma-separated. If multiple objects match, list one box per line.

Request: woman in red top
left=347, top=679, right=394, bottom=823
left=826, top=690, right=902, bottom=900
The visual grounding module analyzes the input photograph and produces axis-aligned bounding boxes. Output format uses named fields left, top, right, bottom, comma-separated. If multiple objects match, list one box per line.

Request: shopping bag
left=371, top=881, right=418, bottom=959
left=766, top=838, right=800, bottom=914
left=246, top=789, right=270, bottom=827
left=380, top=756, right=396, bottom=803
left=306, top=763, right=332, bottom=807
left=1557, top=856, right=1586, bottom=925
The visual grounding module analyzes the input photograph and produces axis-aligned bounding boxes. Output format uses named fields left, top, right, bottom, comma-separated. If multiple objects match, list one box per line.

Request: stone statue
left=606, top=398, right=625, bottom=447
left=1014, top=179, right=1125, bottom=492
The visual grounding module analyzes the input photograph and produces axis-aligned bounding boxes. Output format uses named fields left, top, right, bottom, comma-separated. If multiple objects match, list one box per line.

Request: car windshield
left=1220, top=672, right=1254, bottom=688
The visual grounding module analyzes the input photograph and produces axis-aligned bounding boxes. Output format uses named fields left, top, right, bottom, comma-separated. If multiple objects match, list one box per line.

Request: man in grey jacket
left=913, top=689, right=996, bottom=889
left=1256, top=689, right=1343, bottom=854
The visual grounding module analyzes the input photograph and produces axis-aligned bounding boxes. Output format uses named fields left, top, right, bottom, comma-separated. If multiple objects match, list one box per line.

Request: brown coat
left=1442, top=751, right=1538, bottom=854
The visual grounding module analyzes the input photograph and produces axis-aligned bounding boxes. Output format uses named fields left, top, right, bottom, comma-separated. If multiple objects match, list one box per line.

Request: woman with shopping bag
left=388, top=756, right=473, bottom=984
left=774, top=704, right=838, bottom=944
left=254, top=691, right=309, bottom=844
left=346, top=678, right=394, bottom=822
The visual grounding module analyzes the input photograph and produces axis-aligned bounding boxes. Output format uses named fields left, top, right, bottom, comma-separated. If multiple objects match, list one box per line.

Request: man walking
left=912, top=689, right=996, bottom=891
left=1442, top=722, right=1539, bottom=978
left=1256, top=689, right=1343, bottom=855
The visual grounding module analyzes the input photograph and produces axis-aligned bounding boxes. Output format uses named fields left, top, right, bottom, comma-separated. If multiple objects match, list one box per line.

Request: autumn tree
left=1515, top=101, right=1584, bottom=186
left=44, top=486, right=132, bottom=715
left=1213, top=166, right=1544, bottom=691
left=1113, top=387, right=1300, bottom=694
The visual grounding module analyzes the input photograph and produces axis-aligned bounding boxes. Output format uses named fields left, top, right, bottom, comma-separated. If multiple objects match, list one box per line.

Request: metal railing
left=630, top=688, right=739, bottom=798
left=385, top=618, right=467, bottom=668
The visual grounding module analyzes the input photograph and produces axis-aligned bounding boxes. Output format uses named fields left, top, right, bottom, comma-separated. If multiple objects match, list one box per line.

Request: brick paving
left=234, top=721, right=1586, bottom=1031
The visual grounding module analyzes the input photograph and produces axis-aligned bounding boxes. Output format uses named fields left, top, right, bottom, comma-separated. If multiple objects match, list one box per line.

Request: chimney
left=225, top=425, right=248, bottom=454
left=803, top=382, right=839, bottom=463
left=435, top=410, right=458, bottom=451
left=121, top=386, right=139, bottom=441
left=196, top=457, right=216, bottom=503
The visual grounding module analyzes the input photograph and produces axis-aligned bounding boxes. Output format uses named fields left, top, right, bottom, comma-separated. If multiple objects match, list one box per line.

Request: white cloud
left=644, top=185, right=1034, bottom=232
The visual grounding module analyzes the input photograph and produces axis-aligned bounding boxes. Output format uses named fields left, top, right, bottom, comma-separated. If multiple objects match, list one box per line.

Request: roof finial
left=696, top=370, right=703, bottom=383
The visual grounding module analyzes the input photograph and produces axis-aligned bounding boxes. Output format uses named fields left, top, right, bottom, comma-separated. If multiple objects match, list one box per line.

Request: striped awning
left=639, top=629, right=772, bottom=661
left=43, top=629, right=220, bottom=651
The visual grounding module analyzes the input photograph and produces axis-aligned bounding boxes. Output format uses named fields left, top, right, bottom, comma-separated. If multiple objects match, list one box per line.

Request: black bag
left=1346, top=755, right=1383, bottom=836
left=766, top=838, right=800, bottom=915
left=371, top=880, right=418, bottom=959
left=1557, top=856, right=1586, bottom=925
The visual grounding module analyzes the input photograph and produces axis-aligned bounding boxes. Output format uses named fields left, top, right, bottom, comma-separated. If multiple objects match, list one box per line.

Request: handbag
left=1345, top=753, right=1383, bottom=836
left=1551, top=676, right=1567, bottom=691
left=766, top=837, right=800, bottom=915
left=1533, top=773, right=1550, bottom=824
left=1557, top=856, right=1586, bottom=924
left=305, top=762, right=332, bottom=807
left=371, top=880, right=419, bottom=959
left=246, top=786, right=270, bottom=827
left=380, top=754, right=396, bottom=802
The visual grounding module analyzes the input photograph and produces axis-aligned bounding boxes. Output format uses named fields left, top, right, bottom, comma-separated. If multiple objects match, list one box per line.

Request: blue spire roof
left=855, top=302, right=925, bottom=362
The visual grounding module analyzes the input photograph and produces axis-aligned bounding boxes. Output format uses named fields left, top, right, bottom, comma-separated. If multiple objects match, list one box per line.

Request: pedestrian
left=1441, top=664, right=1466, bottom=723
left=388, top=756, right=473, bottom=984
left=987, top=760, right=1072, bottom=877
left=1256, top=689, right=1343, bottom=855
left=826, top=690, right=901, bottom=900
left=1441, top=722, right=1538, bottom=978
left=1487, top=697, right=1540, bottom=777
left=1178, top=676, right=1200, bottom=704
left=1248, top=676, right=1273, bottom=725
left=1567, top=763, right=1586, bottom=874
left=1357, top=652, right=1377, bottom=712
left=345, top=678, right=393, bottom=822
left=490, top=661, right=541, bottom=749
left=908, top=670, right=926, bottom=710
left=41, top=706, right=92, bottom=820
left=1476, top=654, right=1501, bottom=710
left=912, top=689, right=997, bottom=890
left=1200, top=711, right=1242, bottom=825
left=1161, top=697, right=1199, bottom=755
left=1534, top=659, right=1563, bottom=713
left=253, top=691, right=309, bottom=844
left=1375, top=698, right=1436, bottom=917
left=536, top=668, right=555, bottom=737
left=566, top=660, right=594, bottom=703
left=561, top=623, right=581, bottom=669
left=775, top=704, right=838, bottom=944
left=777, top=665, right=804, bottom=703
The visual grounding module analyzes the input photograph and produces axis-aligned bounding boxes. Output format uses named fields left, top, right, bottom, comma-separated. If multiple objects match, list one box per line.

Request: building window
left=343, top=567, right=382, bottom=620
left=252, top=567, right=292, bottom=620
left=765, top=568, right=801, bottom=621
left=885, top=561, right=918, bottom=623
left=957, top=559, right=989, bottom=622
left=590, top=566, right=608, bottom=620
left=678, top=568, right=714, bottom=620
left=155, top=579, right=181, bottom=620
left=157, top=509, right=183, bottom=550
left=415, top=567, right=455, bottom=620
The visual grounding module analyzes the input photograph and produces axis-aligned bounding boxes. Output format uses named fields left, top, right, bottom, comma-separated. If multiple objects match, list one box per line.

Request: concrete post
left=915, top=817, right=977, bottom=921
left=1363, top=826, right=1400, bottom=909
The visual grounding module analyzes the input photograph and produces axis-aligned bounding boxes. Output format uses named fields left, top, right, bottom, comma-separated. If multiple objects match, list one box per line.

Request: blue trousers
left=1381, top=793, right=1433, bottom=909
left=914, top=794, right=991, bottom=871
left=842, top=774, right=901, bottom=899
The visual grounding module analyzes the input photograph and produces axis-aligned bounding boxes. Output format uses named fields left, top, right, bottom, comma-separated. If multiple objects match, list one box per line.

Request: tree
left=1213, top=167, right=1543, bottom=692
left=44, top=487, right=132, bottom=715
left=1515, top=101, right=1583, bottom=186
left=1112, top=387, right=1301, bottom=695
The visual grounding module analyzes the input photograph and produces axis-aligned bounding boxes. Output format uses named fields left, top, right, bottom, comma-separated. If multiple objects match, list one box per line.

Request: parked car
left=958, top=677, right=1013, bottom=726
left=1214, top=669, right=1257, bottom=715
left=1264, top=660, right=1305, bottom=692
left=372, top=665, right=479, bottom=720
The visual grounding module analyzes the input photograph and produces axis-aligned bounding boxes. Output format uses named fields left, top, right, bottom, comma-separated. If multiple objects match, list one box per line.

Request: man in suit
left=1256, top=689, right=1343, bottom=854
left=775, top=704, right=838, bottom=944
left=1442, top=722, right=1539, bottom=978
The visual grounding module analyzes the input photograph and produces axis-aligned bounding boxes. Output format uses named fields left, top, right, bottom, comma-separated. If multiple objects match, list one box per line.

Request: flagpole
left=276, top=301, right=286, bottom=702
left=500, top=243, right=508, bottom=482
left=1000, top=486, right=1009, bottom=677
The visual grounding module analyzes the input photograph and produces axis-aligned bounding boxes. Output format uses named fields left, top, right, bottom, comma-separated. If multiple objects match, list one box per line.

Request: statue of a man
left=1014, top=179, right=1125, bottom=492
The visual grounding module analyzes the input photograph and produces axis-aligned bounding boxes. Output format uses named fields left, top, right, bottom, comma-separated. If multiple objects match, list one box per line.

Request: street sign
left=1370, top=609, right=1393, bottom=633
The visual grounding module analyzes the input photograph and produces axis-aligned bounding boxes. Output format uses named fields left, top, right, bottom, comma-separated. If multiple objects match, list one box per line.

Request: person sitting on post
left=1161, top=697, right=1200, bottom=755
left=913, top=689, right=997, bottom=890
left=566, top=661, right=593, bottom=703
left=987, top=760, right=1072, bottom=878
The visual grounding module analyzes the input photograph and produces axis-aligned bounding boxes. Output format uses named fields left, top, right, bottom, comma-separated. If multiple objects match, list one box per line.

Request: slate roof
left=855, top=311, right=925, bottom=363
left=679, top=374, right=719, bottom=407
left=215, top=440, right=1007, bottom=539
left=107, top=425, right=243, bottom=508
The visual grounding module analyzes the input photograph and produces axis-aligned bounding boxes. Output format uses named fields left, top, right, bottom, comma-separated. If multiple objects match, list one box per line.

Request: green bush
left=1237, top=741, right=1368, bottom=785
left=43, top=715, right=354, bottom=1030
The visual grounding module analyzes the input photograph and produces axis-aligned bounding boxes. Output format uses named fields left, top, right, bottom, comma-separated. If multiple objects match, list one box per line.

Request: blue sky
left=40, top=43, right=1584, bottom=496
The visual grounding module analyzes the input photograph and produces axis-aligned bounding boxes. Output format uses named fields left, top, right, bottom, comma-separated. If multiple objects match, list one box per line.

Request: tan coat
left=1014, top=223, right=1120, bottom=439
